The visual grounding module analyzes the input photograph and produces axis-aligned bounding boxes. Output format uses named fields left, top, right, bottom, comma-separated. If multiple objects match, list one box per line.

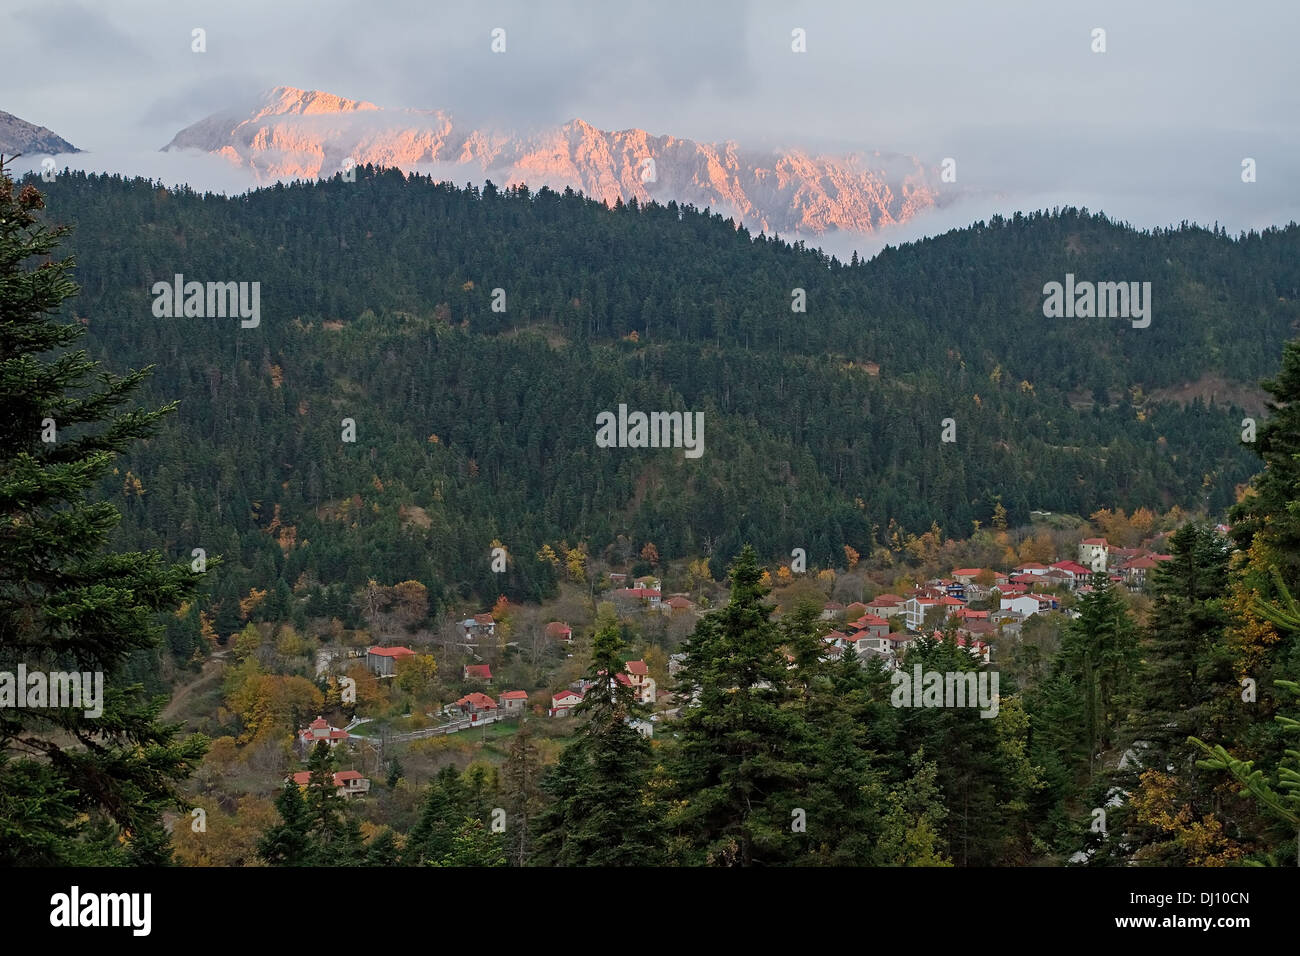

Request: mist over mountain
left=163, top=86, right=956, bottom=237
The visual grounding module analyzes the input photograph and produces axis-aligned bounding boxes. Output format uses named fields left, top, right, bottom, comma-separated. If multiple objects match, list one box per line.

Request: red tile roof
left=500, top=690, right=529, bottom=700
left=368, top=645, right=416, bottom=658
left=625, top=660, right=649, bottom=675
left=456, top=691, right=497, bottom=709
left=464, top=664, right=493, bottom=679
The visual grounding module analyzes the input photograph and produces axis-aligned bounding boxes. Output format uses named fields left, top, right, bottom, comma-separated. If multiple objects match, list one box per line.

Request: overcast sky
left=3, top=0, right=1297, bottom=254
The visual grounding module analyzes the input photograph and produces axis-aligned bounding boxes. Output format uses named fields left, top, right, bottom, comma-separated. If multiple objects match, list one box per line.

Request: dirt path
left=163, top=650, right=228, bottom=722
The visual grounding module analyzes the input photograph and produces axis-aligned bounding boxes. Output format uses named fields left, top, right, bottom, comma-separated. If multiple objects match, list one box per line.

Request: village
left=282, top=532, right=1175, bottom=798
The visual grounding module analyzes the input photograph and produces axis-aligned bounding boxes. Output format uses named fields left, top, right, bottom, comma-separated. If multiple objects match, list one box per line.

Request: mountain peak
left=0, top=109, right=80, bottom=156
left=164, top=87, right=953, bottom=236
left=254, top=86, right=381, bottom=117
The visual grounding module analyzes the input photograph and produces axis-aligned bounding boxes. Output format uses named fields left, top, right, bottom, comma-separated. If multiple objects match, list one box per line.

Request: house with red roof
left=454, top=691, right=498, bottom=715
left=849, top=614, right=891, bottom=640
left=1120, top=553, right=1171, bottom=591
left=664, top=595, right=695, bottom=612
left=287, top=769, right=371, bottom=798
left=614, top=587, right=662, bottom=609
left=298, top=716, right=349, bottom=753
left=366, top=645, right=416, bottom=676
left=950, top=569, right=986, bottom=584
left=619, top=660, right=656, bottom=704
left=464, top=663, right=493, bottom=682
left=545, top=621, right=573, bottom=643
left=865, top=594, right=906, bottom=618
left=885, top=631, right=915, bottom=654
left=498, top=690, right=529, bottom=714
left=549, top=688, right=584, bottom=717
left=847, top=626, right=892, bottom=656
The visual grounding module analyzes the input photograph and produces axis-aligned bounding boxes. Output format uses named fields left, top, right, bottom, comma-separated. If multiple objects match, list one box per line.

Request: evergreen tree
left=430, top=817, right=507, bottom=867
left=386, top=756, right=404, bottom=789
left=666, top=546, right=810, bottom=865
left=288, top=741, right=365, bottom=865
left=501, top=720, right=544, bottom=866
left=364, top=827, right=402, bottom=866
left=0, top=158, right=207, bottom=864
left=1057, top=573, right=1139, bottom=767
left=258, top=779, right=312, bottom=866
left=1134, top=524, right=1232, bottom=767
left=534, top=615, right=662, bottom=865
left=403, top=766, right=466, bottom=865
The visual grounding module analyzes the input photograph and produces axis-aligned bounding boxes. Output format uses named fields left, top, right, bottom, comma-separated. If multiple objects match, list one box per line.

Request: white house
left=621, top=660, right=657, bottom=705
left=902, top=597, right=940, bottom=632
left=298, top=716, right=349, bottom=752
left=1079, top=538, right=1108, bottom=573
left=498, top=690, right=529, bottom=714
left=1001, top=595, right=1044, bottom=618
left=549, top=689, right=584, bottom=717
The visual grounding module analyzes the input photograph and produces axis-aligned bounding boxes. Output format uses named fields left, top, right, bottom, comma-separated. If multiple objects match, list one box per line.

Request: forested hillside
left=31, top=167, right=1300, bottom=630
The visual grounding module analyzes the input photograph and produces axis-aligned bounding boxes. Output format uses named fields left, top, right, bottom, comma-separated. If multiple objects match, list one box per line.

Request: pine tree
left=501, top=720, right=543, bottom=866
left=1231, top=339, right=1300, bottom=580
left=0, top=158, right=208, bottom=864
left=666, top=546, right=810, bottom=865
left=364, top=827, right=402, bottom=866
left=1191, top=575, right=1300, bottom=865
left=258, top=779, right=312, bottom=866
left=1134, top=524, right=1232, bottom=767
left=429, top=817, right=506, bottom=867
left=1057, top=572, right=1139, bottom=767
left=298, top=741, right=363, bottom=865
left=534, top=615, right=662, bottom=865
left=403, top=767, right=465, bottom=864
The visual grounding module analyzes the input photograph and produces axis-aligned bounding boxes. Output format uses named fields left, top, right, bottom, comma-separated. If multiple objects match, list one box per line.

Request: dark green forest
left=29, top=167, right=1300, bottom=631
left=7, top=163, right=1300, bottom=868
